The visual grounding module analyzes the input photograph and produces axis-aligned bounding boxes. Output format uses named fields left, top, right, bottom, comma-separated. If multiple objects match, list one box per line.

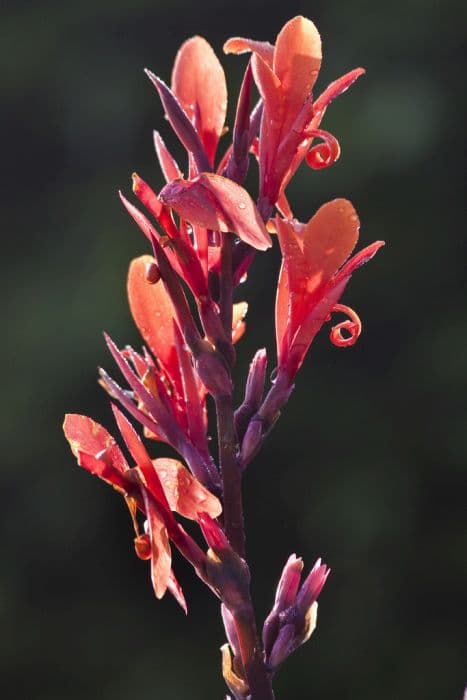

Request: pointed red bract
left=172, top=36, right=227, bottom=166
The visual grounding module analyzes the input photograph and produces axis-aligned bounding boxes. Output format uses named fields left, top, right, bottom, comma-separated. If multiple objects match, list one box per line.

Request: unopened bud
left=240, top=418, right=262, bottom=465
left=195, top=346, right=232, bottom=398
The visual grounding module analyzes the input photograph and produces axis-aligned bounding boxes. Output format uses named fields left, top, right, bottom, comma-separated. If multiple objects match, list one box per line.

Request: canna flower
left=63, top=407, right=221, bottom=610
left=275, top=199, right=384, bottom=380
left=225, top=16, right=365, bottom=217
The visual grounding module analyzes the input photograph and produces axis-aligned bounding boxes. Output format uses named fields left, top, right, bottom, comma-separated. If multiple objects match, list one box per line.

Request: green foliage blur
left=1, top=0, right=465, bottom=698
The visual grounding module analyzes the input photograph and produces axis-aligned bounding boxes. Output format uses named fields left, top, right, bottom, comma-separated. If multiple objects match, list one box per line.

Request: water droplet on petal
left=238, top=201, right=246, bottom=210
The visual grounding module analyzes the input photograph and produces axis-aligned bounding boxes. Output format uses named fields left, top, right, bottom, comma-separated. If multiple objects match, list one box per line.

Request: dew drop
left=238, top=201, right=246, bottom=210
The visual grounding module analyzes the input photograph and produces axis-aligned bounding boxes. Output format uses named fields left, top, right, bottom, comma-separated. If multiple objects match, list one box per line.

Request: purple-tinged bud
left=235, top=349, right=267, bottom=439
left=263, top=556, right=329, bottom=670
left=295, top=559, right=330, bottom=618
left=194, top=343, right=232, bottom=398
left=273, top=554, right=304, bottom=612
left=240, top=417, right=262, bottom=465
left=144, top=70, right=210, bottom=174
left=262, top=554, right=303, bottom=657
left=225, top=62, right=253, bottom=184
left=267, top=623, right=296, bottom=671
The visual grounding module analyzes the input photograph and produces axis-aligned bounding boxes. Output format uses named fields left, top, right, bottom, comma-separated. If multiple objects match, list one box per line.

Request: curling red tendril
left=305, top=129, right=341, bottom=170
left=329, top=304, right=362, bottom=347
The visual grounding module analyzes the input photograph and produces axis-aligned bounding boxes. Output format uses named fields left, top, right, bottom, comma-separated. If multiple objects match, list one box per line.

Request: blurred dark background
left=1, top=0, right=465, bottom=698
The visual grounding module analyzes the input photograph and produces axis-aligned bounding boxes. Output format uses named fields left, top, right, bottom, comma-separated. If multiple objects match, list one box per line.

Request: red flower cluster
left=64, top=15, right=383, bottom=699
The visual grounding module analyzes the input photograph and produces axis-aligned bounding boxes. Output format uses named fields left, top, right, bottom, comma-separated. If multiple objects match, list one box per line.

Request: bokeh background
left=1, top=0, right=465, bottom=698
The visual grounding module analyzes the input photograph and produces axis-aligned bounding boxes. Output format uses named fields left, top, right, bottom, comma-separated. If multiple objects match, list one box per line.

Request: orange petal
left=127, top=255, right=178, bottom=374
left=153, top=457, right=222, bottom=520
left=301, top=199, right=360, bottom=295
left=275, top=261, right=289, bottom=363
left=171, top=36, right=227, bottom=165
left=63, top=414, right=128, bottom=473
left=273, top=16, right=321, bottom=133
left=223, top=37, right=274, bottom=67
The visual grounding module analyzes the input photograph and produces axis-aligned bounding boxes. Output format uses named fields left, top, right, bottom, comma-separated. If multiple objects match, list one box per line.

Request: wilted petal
left=160, top=174, right=272, bottom=250
left=172, top=36, right=227, bottom=166
left=153, top=457, right=222, bottom=520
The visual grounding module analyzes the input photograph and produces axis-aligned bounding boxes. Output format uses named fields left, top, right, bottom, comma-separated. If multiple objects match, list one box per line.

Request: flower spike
left=64, top=16, right=384, bottom=699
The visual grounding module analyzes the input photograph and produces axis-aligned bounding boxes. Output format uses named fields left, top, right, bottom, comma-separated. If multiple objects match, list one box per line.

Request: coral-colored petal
left=232, top=302, right=248, bottom=344
left=275, top=261, right=289, bottom=364
left=160, top=174, right=272, bottom=251
left=63, top=414, right=129, bottom=473
left=313, top=67, right=365, bottom=118
left=142, top=490, right=172, bottom=600
left=171, top=36, right=227, bottom=166
left=127, top=256, right=179, bottom=376
left=153, top=457, right=222, bottom=520
left=223, top=37, right=274, bottom=67
left=273, top=16, right=322, bottom=130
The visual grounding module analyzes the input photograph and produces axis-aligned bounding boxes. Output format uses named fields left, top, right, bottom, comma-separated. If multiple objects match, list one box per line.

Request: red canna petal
left=223, top=36, right=274, bottom=67
left=63, top=414, right=129, bottom=474
left=313, top=67, right=366, bottom=119
left=171, top=36, right=227, bottom=166
left=273, top=16, right=322, bottom=134
left=76, top=451, right=129, bottom=494
left=275, top=261, right=289, bottom=361
left=142, top=489, right=172, bottom=600
left=127, top=256, right=180, bottom=380
left=152, top=457, right=222, bottom=520
left=305, top=129, right=341, bottom=170
left=160, top=174, right=272, bottom=251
